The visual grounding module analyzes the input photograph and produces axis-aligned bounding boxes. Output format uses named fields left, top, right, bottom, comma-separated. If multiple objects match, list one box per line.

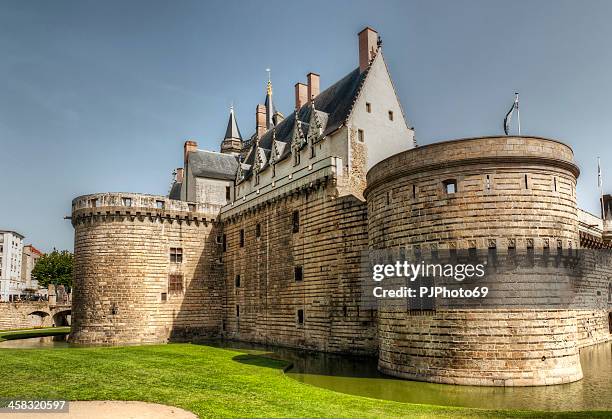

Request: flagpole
left=598, top=157, right=605, bottom=219
left=516, top=92, right=521, bottom=136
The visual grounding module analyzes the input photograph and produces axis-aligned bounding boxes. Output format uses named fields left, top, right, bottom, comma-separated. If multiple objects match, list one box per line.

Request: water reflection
left=215, top=340, right=611, bottom=412
left=0, top=334, right=69, bottom=348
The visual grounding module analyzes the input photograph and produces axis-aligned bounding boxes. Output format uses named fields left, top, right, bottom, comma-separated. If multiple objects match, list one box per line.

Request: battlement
left=71, top=192, right=222, bottom=225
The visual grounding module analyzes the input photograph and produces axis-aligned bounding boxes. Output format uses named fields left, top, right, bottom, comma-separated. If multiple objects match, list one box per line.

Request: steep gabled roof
left=188, top=149, right=239, bottom=181
left=240, top=66, right=367, bottom=180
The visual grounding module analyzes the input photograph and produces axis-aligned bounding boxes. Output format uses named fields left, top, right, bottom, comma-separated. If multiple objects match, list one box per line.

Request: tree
left=31, top=249, right=73, bottom=289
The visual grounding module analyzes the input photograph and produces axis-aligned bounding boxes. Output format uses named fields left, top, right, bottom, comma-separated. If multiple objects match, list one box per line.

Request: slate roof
left=224, top=107, right=242, bottom=140
left=188, top=149, right=239, bottom=181
left=169, top=182, right=182, bottom=200
left=241, top=67, right=366, bottom=177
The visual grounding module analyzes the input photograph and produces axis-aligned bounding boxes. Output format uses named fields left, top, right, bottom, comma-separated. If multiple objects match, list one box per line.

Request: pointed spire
left=264, top=68, right=276, bottom=129
left=220, top=105, right=243, bottom=155
left=224, top=105, right=242, bottom=140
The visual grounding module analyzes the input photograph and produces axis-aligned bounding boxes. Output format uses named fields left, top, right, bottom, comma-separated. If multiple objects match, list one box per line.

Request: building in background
left=0, top=230, right=24, bottom=302
left=21, top=245, right=43, bottom=295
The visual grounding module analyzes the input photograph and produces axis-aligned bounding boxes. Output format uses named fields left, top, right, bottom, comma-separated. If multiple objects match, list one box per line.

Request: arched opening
left=27, top=311, right=50, bottom=327
left=52, top=310, right=72, bottom=327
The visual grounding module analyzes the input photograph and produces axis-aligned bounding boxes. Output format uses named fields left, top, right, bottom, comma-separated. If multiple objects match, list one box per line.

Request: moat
left=2, top=335, right=610, bottom=412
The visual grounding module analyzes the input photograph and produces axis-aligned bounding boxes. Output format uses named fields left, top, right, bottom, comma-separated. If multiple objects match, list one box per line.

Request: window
left=256, top=223, right=261, bottom=238
left=272, top=164, right=276, bottom=178
left=188, top=203, right=196, bottom=212
left=357, top=129, right=364, bottom=143
left=235, top=275, right=241, bottom=288
left=156, top=200, right=165, bottom=209
left=412, top=184, right=416, bottom=198
left=443, top=179, right=457, bottom=194
left=366, top=102, right=371, bottom=113
left=254, top=173, right=260, bottom=186
left=222, top=234, right=227, bottom=252
left=90, top=198, right=97, bottom=208
left=310, top=143, right=316, bottom=158
left=553, top=177, right=557, bottom=192
left=161, top=292, right=167, bottom=302
left=236, top=305, right=240, bottom=318
left=239, top=229, right=245, bottom=247
left=524, top=174, right=529, bottom=189
left=388, top=110, right=394, bottom=121
left=297, top=309, right=304, bottom=325
left=168, top=274, right=183, bottom=294
left=226, top=186, right=231, bottom=201
left=294, top=151, right=300, bottom=166
left=294, top=266, right=303, bottom=282
left=292, top=210, right=300, bottom=233
left=485, top=175, right=491, bottom=190
left=170, top=247, right=183, bottom=263
left=216, top=235, right=222, bottom=244
left=122, top=197, right=132, bottom=207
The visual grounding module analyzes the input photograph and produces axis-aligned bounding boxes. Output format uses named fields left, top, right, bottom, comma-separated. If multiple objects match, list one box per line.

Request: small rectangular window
left=294, top=152, right=300, bottom=166
left=256, top=223, right=261, bottom=238
left=90, top=198, right=97, bottom=208
left=412, top=184, right=416, bottom=198
left=188, top=203, right=196, bottom=212
left=366, top=102, right=371, bottom=113
left=443, top=179, right=457, bottom=194
left=222, top=234, right=227, bottom=252
left=524, top=174, right=529, bottom=189
left=553, top=177, right=557, bottom=192
left=170, top=247, right=183, bottom=263
left=485, top=175, right=491, bottom=190
left=156, top=200, right=165, bottom=209
left=235, top=275, right=241, bottom=288
left=216, top=235, right=222, bottom=244
left=292, top=210, right=300, bottom=233
left=226, top=186, right=231, bottom=201
left=294, top=266, right=303, bottom=282
left=236, top=305, right=240, bottom=318
left=161, top=292, right=167, bottom=302
left=168, top=274, right=183, bottom=294
left=311, top=144, right=316, bottom=158
left=122, top=197, right=132, bottom=207
left=239, top=229, right=245, bottom=247
left=388, top=110, right=394, bottom=121
left=357, top=129, right=364, bottom=143
left=297, top=309, right=304, bottom=325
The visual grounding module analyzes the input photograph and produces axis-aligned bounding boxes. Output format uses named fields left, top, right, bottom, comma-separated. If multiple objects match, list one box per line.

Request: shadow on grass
left=231, top=353, right=289, bottom=370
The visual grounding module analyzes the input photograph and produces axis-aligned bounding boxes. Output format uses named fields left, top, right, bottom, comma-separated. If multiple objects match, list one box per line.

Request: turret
left=220, top=106, right=243, bottom=155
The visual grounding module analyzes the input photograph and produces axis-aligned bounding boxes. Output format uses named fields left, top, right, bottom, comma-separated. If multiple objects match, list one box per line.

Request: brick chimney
left=256, top=104, right=267, bottom=138
left=295, top=83, right=308, bottom=109
left=175, top=168, right=184, bottom=183
left=184, top=140, right=198, bottom=165
left=307, top=73, right=320, bottom=100
left=359, top=27, right=378, bottom=73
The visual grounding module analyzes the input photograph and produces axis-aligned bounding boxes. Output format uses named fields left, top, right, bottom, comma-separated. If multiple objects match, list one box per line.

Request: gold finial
left=266, top=68, right=272, bottom=96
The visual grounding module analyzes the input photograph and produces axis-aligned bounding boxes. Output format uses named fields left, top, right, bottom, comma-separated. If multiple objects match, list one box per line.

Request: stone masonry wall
left=366, top=136, right=611, bottom=386
left=70, top=193, right=224, bottom=345
left=220, top=181, right=376, bottom=355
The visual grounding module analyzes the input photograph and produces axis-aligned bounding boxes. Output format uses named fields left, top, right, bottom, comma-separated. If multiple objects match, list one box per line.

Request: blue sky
left=1, top=0, right=611, bottom=251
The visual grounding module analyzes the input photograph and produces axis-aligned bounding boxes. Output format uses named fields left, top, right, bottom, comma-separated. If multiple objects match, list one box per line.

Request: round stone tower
left=70, top=192, right=223, bottom=345
left=365, top=136, right=584, bottom=386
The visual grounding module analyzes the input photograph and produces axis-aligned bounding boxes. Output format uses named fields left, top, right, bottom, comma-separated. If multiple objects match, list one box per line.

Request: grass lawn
left=0, top=343, right=606, bottom=419
left=0, top=327, right=70, bottom=341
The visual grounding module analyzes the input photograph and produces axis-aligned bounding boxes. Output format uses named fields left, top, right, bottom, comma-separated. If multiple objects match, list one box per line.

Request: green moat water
left=1, top=334, right=610, bottom=411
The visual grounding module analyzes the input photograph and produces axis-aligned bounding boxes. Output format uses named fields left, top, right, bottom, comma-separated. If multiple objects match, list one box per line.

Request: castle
left=69, top=27, right=612, bottom=386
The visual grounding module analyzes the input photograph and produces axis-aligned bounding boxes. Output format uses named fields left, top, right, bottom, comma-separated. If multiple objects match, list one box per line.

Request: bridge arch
left=52, top=310, right=71, bottom=327
left=27, top=311, right=51, bottom=327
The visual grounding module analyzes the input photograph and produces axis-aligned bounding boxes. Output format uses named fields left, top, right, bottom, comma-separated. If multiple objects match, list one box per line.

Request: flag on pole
left=504, top=93, right=520, bottom=135
left=598, top=157, right=603, bottom=189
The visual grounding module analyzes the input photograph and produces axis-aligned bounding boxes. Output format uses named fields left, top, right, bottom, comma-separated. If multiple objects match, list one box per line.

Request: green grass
left=0, top=343, right=606, bottom=419
left=0, top=327, right=70, bottom=341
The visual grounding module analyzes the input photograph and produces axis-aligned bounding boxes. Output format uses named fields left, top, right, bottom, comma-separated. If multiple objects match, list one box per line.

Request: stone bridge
left=0, top=302, right=72, bottom=330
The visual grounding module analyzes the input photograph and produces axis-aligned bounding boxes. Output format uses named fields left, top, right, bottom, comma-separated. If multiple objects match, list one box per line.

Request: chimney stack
left=256, top=104, right=267, bottom=138
left=295, top=82, right=308, bottom=110
left=307, top=73, right=320, bottom=100
left=358, top=27, right=378, bottom=73
left=175, top=168, right=184, bottom=183
left=184, top=140, right=198, bottom=165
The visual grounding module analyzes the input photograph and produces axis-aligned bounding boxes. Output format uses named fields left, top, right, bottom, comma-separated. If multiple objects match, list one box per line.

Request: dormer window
left=443, top=179, right=457, bottom=194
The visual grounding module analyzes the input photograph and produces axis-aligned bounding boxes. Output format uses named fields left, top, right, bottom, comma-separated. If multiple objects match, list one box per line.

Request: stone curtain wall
left=221, top=182, right=376, bottom=355
left=70, top=193, right=224, bottom=345
left=365, top=136, right=612, bottom=386
left=0, top=302, right=52, bottom=329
